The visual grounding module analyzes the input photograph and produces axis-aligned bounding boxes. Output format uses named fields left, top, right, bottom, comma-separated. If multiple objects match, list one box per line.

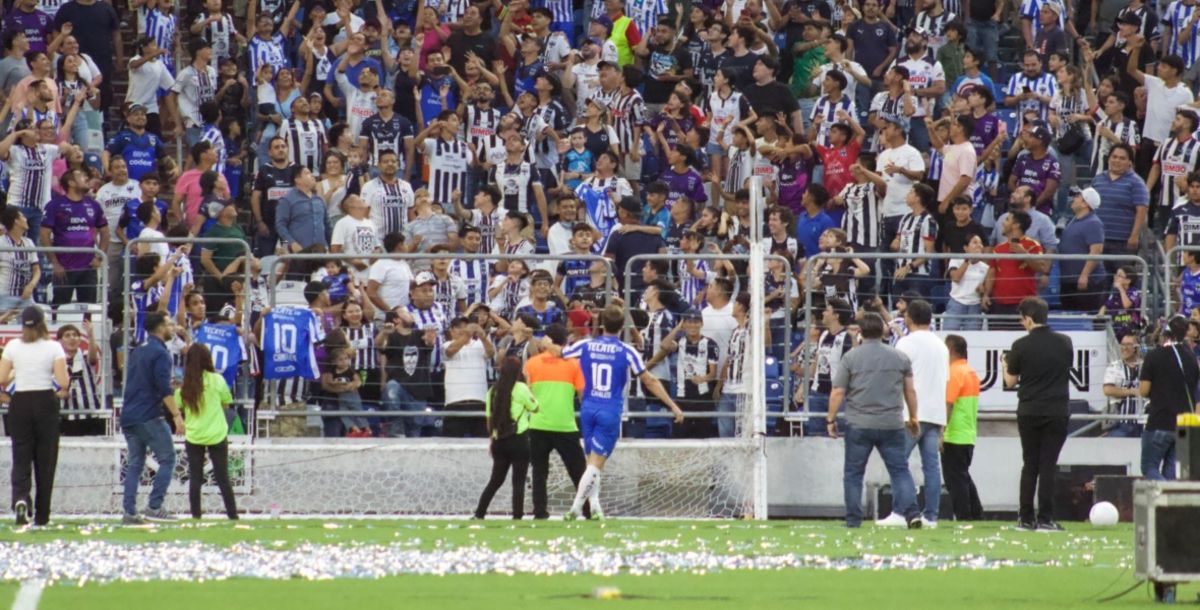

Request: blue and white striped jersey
left=563, top=334, right=646, bottom=411
left=1165, top=0, right=1200, bottom=67
left=144, top=9, right=177, bottom=73
left=810, top=94, right=857, bottom=148
left=1004, top=71, right=1057, bottom=129
left=247, top=33, right=289, bottom=76
left=200, top=123, right=227, bottom=174
left=1019, top=0, right=1066, bottom=38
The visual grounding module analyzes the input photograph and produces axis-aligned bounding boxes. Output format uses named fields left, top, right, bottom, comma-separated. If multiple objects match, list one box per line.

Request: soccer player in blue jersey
left=562, top=305, right=683, bottom=520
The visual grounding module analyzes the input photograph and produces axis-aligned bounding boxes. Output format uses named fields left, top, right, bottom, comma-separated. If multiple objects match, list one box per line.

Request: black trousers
left=474, top=433, right=530, bottom=519
left=443, top=400, right=487, bottom=438
left=676, top=388, right=716, bottom=439
left=529, top=429, right=587, bottom=519
left=185, top=440, right=239, bottom=519
left=1058, top=282, right=1107, bottom=313
left=8, top=391, right=61, bottom=525
left=941, top=443, right=983, bottom=521
left=1017, top=414, right=1069, bottom=523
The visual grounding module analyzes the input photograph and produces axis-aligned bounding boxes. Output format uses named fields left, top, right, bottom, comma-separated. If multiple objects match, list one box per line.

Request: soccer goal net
left=1, top=437, right=762, bottom=518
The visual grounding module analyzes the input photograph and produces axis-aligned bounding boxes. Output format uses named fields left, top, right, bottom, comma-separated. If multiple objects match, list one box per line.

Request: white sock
left=571, top=465, right=600, bottom=514
left=589, top=471, right=603, bottom=513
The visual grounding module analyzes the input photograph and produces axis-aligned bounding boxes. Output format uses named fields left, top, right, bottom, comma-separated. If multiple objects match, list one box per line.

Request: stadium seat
left=275, top=280, right=309, bottom=307
left=764, top=356, right=781, bottom=379
left=766, top=380, right=784, bottom=431
left=54, top=303, right=103, bottom=324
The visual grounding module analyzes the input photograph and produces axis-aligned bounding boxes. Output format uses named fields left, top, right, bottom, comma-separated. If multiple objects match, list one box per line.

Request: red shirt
left=815, top=140, right=861, bottom=204
left=990, top=237, right=1044, bottom=305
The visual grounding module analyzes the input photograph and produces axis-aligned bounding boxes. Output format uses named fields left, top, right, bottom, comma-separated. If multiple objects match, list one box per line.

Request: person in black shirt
left=445, top=5, right=496, bottom=76
left=380, top=313, right=439, bottom=438
left=742, top=55, right=803, bottom=134
left=634, top=21, right=693, bottom=111
left=939, top=196, right=989, bottom=252
left=250, top=137, right=300, bottom=257
left=1003, top=297, right=1073, bottom=532
left=1138, top=316, right=1200, bottom=480
left=606, top=196, right=667, bottom=299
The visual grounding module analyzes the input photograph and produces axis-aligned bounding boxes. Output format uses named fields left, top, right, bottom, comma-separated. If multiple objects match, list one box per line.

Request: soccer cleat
left=588, top=507, right=605, bottom=521
left=1036, top=520, right=1065, bottom=532
left=563, top=510, right=579, bottom=522
left=1016, top=519, right=1038, bottom=532
left=143, top=507, right=176, bottom=522
left=907, top=516, right=923, bottom=530
left=122, top=513, right=146, bottom=526
left=874, top=513, right=909, bottom=528
left=920, top=517, right=938, bottom=529
left=14, top=499, right=30, bottom=526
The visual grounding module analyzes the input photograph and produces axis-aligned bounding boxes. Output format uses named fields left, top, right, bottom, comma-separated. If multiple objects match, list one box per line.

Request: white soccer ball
left=1089, top=501, right=1119, bottom=526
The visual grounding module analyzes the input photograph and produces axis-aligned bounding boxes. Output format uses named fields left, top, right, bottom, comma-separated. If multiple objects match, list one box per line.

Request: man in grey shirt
left=828, top=312, right=922, bottom=529
left=0, top=31, right=31, bottom=102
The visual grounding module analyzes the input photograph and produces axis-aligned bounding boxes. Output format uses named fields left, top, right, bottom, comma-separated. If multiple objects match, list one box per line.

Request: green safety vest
left=611, top=15, right=635, bottom=67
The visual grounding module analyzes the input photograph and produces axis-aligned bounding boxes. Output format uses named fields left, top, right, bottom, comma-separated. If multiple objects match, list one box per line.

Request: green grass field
left=0, top=519, right=1194, bottom=609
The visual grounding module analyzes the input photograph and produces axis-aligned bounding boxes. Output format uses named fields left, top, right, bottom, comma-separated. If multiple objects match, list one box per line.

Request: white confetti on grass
left=0, top=539, right=1049, bottom=585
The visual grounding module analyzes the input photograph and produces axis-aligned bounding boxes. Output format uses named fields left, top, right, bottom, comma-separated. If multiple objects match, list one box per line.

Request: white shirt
left=335, top=72, right=378, bottom=141
left=570, top=62, right=601, bottom=116
left=1, top=338, right=66, bottom=392
left=126, top=56, right=176, bottom=114
left=331, top=215, right=380, bottom=281
left=368, top=258, right=413, bottom=312
left=895, top=329, right=949, bottom=425
left=442, top=338, right=488, bottom=404
left=876, top=144, right=926, bottom=217
left=701, top=300, right=737, bottom=370
left=172, top=63, right=218, bottom=128
left=96, top=179, right=141, bottom=242
left=1143, top=74, right=1196, bottom=144
left=948, top=259, right=989, bottom=305
left=360, top=177, right=415, bottom=237
left=138, top=227, right=169, bottom=259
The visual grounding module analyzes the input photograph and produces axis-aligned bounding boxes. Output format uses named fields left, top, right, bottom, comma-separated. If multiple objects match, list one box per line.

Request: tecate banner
left=934, top=330, right=1108, bottom=411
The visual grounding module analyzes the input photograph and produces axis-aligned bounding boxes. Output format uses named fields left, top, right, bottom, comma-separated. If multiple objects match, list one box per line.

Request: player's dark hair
left=1161, top=54, right=1186, bottom=75
left=545, top=323, right=569, bottom=346
left=383, top=232, right=405, bottom=252
left=144, top=311, right=169, bottom=336
left=478, top=184, right=502, bottom=206
left=906, top=299, right=933, bottom=326
left=805, top=183, right=830, bottom=208
left=911, top=183, right=936, bottom=211
left=827, top=296, right=853, bottom=326
left=137, top=201, right=159, bottom=225
left=3, top=30, right=24, bottom=52
left=945, top=334, right=967, bottom=358
left=488, top=356, right=525, bottom=439
left=200, top=100, right=220, bottom=124
left=200, top=170, right=219, bottom=194
left=459, top=224, right=481, bottom=239
left=1018, top=297, right=1049, bottom=325
left=621, top=65, right=643, bottom=88
left=1010, top=210, right=1032, bottom=233
left=180, top=342, right=215, bottom=417
left=0, top=206, right=23, bottom=232
left=190, top=140, right=213, bottom=164
left=858, top=312, right=885, bottom=340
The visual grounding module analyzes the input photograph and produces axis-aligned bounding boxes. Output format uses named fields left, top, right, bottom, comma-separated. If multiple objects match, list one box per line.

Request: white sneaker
left=874, top=513, right=909, bottom=527
left=920, top=517, right=938, bottom=529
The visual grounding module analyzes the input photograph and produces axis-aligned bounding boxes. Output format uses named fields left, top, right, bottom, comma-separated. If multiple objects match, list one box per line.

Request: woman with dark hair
left=174, top=343, right=239, bottom=520
left=473, top=356, right=539, bottom=519
left=0, top=306, right=69, bottom=525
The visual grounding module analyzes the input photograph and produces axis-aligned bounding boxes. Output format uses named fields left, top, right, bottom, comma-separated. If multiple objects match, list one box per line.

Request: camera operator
left=1138, top=316, right=1200, bottom=480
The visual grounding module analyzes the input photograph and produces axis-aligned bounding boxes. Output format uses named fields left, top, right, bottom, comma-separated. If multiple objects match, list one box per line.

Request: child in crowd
left=321, top=347, right=370, bottom=437
left=560, top=129, right=594, bottom=191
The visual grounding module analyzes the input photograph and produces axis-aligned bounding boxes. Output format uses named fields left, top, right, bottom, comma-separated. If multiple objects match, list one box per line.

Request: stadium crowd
left=0, top=0, right=1198, bottom=441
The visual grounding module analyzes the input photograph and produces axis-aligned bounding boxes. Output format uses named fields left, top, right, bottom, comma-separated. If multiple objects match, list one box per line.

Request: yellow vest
left=611, top=15, right=635, bottom=67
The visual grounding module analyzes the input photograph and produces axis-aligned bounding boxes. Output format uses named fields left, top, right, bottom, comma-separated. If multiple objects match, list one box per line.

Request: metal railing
left=796, top=250, right=1151, bottom=417
left=122, top=237, right=255, bottom=409
left=0, top=245, right=111, bottom=429
left=257, top=251, right=617, bottom=436
left=620, top=252, right=795, bottom=415
left=1162, top=245, right=1200, bottom=317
